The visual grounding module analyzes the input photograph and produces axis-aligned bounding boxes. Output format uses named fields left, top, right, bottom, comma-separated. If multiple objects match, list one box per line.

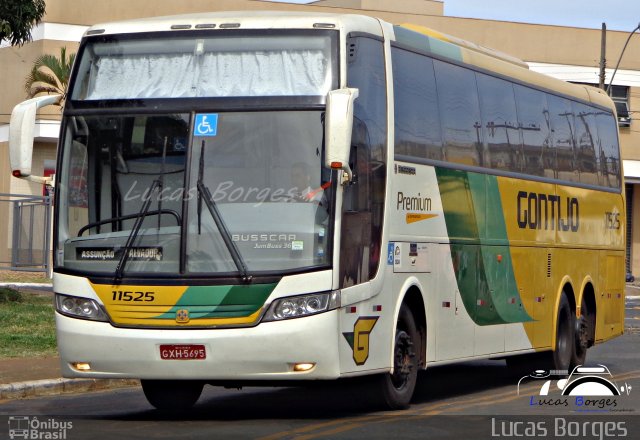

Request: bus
left=9, top=12, right=625, bottom=410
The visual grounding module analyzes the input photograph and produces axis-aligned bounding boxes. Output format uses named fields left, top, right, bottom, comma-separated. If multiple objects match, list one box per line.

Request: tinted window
left=477, top=73, right=522, bottom=172
left=548, top=95, right=577, bottom=182
left=433, top=60, right=483, bottom=167
left=341, top=37, right=387, bottom=286
left=514, top=85, right=552, bottom=177
left=392, top=47, right=443, bottom=160
left=595, top=112, right=621, bottom=188
left=572, top=102, right=599, bottom=186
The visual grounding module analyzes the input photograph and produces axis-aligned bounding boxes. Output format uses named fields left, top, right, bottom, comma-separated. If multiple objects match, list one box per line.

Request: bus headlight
left=55, top=294, right=109, bottom=322
left=263, top=291, right=340, bottom=321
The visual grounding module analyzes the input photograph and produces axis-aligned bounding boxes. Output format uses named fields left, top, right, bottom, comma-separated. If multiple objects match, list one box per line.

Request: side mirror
left=325, top=88, right=358, bottom=184
left=9, top=94, right=62, bottom=183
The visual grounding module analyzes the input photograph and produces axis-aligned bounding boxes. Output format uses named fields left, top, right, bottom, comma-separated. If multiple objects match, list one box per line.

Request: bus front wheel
left=372, top=304, right=419, bottom=410
left=141, top=379, right=204, bottom=411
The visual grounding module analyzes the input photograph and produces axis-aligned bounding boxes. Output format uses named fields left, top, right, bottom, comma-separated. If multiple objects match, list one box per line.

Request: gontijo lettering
left=516, top=191, right=579, bottom=232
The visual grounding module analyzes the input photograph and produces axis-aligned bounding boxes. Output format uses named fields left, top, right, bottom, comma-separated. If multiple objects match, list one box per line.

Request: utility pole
left=599, top=23, right=606, bottom=90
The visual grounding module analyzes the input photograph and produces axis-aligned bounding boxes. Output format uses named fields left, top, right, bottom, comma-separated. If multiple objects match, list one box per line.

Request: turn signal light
left=293, top=363, right=316, bottom=372
left=71, top=362, right=92, bottom=371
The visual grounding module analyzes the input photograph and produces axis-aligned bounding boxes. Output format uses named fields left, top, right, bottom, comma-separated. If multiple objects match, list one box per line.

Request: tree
left=0, top=0, right=46, bottom=46
left=24, top=46, right=75, bottom=106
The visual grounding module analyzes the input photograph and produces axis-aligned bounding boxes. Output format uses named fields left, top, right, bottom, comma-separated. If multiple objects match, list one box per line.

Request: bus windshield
left=56, top=111, right=333, bottom=276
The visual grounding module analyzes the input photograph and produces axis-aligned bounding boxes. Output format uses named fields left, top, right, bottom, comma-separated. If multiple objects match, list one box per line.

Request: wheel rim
left=391, top=330, right=415, bottom=390
left=576, top=313, right=589, bottom=353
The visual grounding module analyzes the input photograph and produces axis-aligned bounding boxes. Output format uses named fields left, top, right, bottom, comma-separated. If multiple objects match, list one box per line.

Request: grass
left=0, top=270, right=50, bottom=284
left=0, top=288, right=57, bottom=358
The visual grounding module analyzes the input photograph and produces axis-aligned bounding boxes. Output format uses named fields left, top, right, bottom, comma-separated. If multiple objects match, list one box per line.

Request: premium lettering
left=397, top=192, right=432, bottom=212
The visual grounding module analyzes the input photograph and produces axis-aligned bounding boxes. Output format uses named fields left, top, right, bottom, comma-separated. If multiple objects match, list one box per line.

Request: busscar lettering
left=232, top=234, right=297, bottom=242
left=516, top=191, right=579, bottom=232
left=397, top=192, right=432, bottom=212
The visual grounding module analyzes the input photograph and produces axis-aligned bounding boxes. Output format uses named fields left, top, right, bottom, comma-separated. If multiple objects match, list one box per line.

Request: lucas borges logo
left=517, top=365, right=633, bottom=412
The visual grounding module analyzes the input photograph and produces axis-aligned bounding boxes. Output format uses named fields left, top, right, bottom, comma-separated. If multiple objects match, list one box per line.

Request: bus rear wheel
left=546, top=293, right=574, bottom=372
left=571, top=296, right=591, bottom=368
left=141, top=380, right=204, bottom=411
left=373, top=304, right=419, bottom=410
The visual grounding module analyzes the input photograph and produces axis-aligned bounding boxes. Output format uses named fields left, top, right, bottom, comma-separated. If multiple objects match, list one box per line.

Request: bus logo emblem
left=343, top=317, right=379, bottom=366
left=176, top=309, right=190, bottom=323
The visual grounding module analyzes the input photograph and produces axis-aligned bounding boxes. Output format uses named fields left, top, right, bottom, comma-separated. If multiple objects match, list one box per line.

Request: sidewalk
left=0, top=281, right=138, bottom=400
left=0, top=355, right=138, bottom=400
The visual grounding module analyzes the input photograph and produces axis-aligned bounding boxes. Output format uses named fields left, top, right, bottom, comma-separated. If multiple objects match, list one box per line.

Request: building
left=1, top=0, right=640, bottom=275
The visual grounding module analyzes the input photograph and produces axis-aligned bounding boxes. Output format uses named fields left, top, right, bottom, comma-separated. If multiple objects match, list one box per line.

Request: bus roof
left=83, top=11, right=614, bottom=113
left=85, top=11, right=383, bottom=39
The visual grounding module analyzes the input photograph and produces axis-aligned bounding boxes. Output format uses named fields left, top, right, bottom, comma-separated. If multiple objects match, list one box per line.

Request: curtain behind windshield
left=72, top=35, right=334, bottom=100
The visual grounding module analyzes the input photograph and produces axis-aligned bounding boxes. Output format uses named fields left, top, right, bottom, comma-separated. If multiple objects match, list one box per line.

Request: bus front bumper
left=56, top=310, right=341, bottom=380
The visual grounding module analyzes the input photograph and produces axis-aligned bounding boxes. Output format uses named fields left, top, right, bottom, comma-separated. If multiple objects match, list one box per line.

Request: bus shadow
left=97, top=359, right=517, bottom=421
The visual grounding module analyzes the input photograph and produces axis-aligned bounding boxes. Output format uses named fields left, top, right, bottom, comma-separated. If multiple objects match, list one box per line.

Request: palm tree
left=24, top=46, right=76, bottom=107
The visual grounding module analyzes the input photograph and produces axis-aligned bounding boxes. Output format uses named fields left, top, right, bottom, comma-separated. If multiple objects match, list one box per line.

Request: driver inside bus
left=289, top=162, right=329, bottom=207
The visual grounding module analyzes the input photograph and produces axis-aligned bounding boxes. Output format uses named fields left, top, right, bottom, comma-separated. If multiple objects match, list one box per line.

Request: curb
left=0, top=378, right=139, bottom=400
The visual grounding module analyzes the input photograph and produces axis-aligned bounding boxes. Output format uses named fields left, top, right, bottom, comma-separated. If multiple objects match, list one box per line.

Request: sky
left=267, top=0, right=640, bottom=32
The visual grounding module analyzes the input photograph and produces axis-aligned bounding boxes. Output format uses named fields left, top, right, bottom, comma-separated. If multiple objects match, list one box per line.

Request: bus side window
left=341, top=143, right=372, bottom=287
left=572, top=102, right=599, bottom=186
left=514, top=85, right=551, bottom=177
left=340, top=36, right=387, bottom=288
left=433, top=60, right=483, bottom=167
left=595, top=113, right=621, bottom=189
left=476, top=72, right=523, bottom=172
left=392, top=47, right=443, bottom=161
left=548, top=94, right=576, bottom=182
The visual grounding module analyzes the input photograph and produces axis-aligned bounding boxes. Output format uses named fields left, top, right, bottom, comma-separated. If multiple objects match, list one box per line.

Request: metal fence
left=0, top=193, right=52, bottom=272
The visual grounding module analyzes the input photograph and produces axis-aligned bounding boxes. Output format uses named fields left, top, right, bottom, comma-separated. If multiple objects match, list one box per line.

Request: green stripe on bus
left=155, top=283, right=276, bottom=320
left=436, top=168, right=532, bottom=325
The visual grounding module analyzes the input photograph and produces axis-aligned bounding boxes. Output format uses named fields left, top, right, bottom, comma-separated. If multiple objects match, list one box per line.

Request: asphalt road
left=1, top=295, right=639, bottom=439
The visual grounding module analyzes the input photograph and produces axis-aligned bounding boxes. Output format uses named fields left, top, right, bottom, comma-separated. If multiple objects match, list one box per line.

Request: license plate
left=159, top=344, right=206, bottom=360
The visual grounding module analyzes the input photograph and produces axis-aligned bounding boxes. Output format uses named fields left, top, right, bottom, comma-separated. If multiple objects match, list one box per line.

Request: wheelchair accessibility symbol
left=194, top=114, right=218, bottom=136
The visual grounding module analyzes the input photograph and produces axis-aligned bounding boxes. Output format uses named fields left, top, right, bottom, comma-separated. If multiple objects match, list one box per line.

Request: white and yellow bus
left=9, top=12, right=625, bottom=410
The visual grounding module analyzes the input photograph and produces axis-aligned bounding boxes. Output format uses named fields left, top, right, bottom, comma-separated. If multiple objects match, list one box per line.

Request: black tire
left=373, top=304, right=419, bottom=410
left=547, top=293, right=574, bottom=372
left=141, top=380, right=204, bottom=411
left=571, top=296, right=591, bottom=368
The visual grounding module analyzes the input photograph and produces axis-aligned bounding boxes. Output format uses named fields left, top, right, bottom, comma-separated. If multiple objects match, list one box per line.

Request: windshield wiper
left=113, top=179, right=161, bottom=282
left=196, top=141, right=252, bottom=283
